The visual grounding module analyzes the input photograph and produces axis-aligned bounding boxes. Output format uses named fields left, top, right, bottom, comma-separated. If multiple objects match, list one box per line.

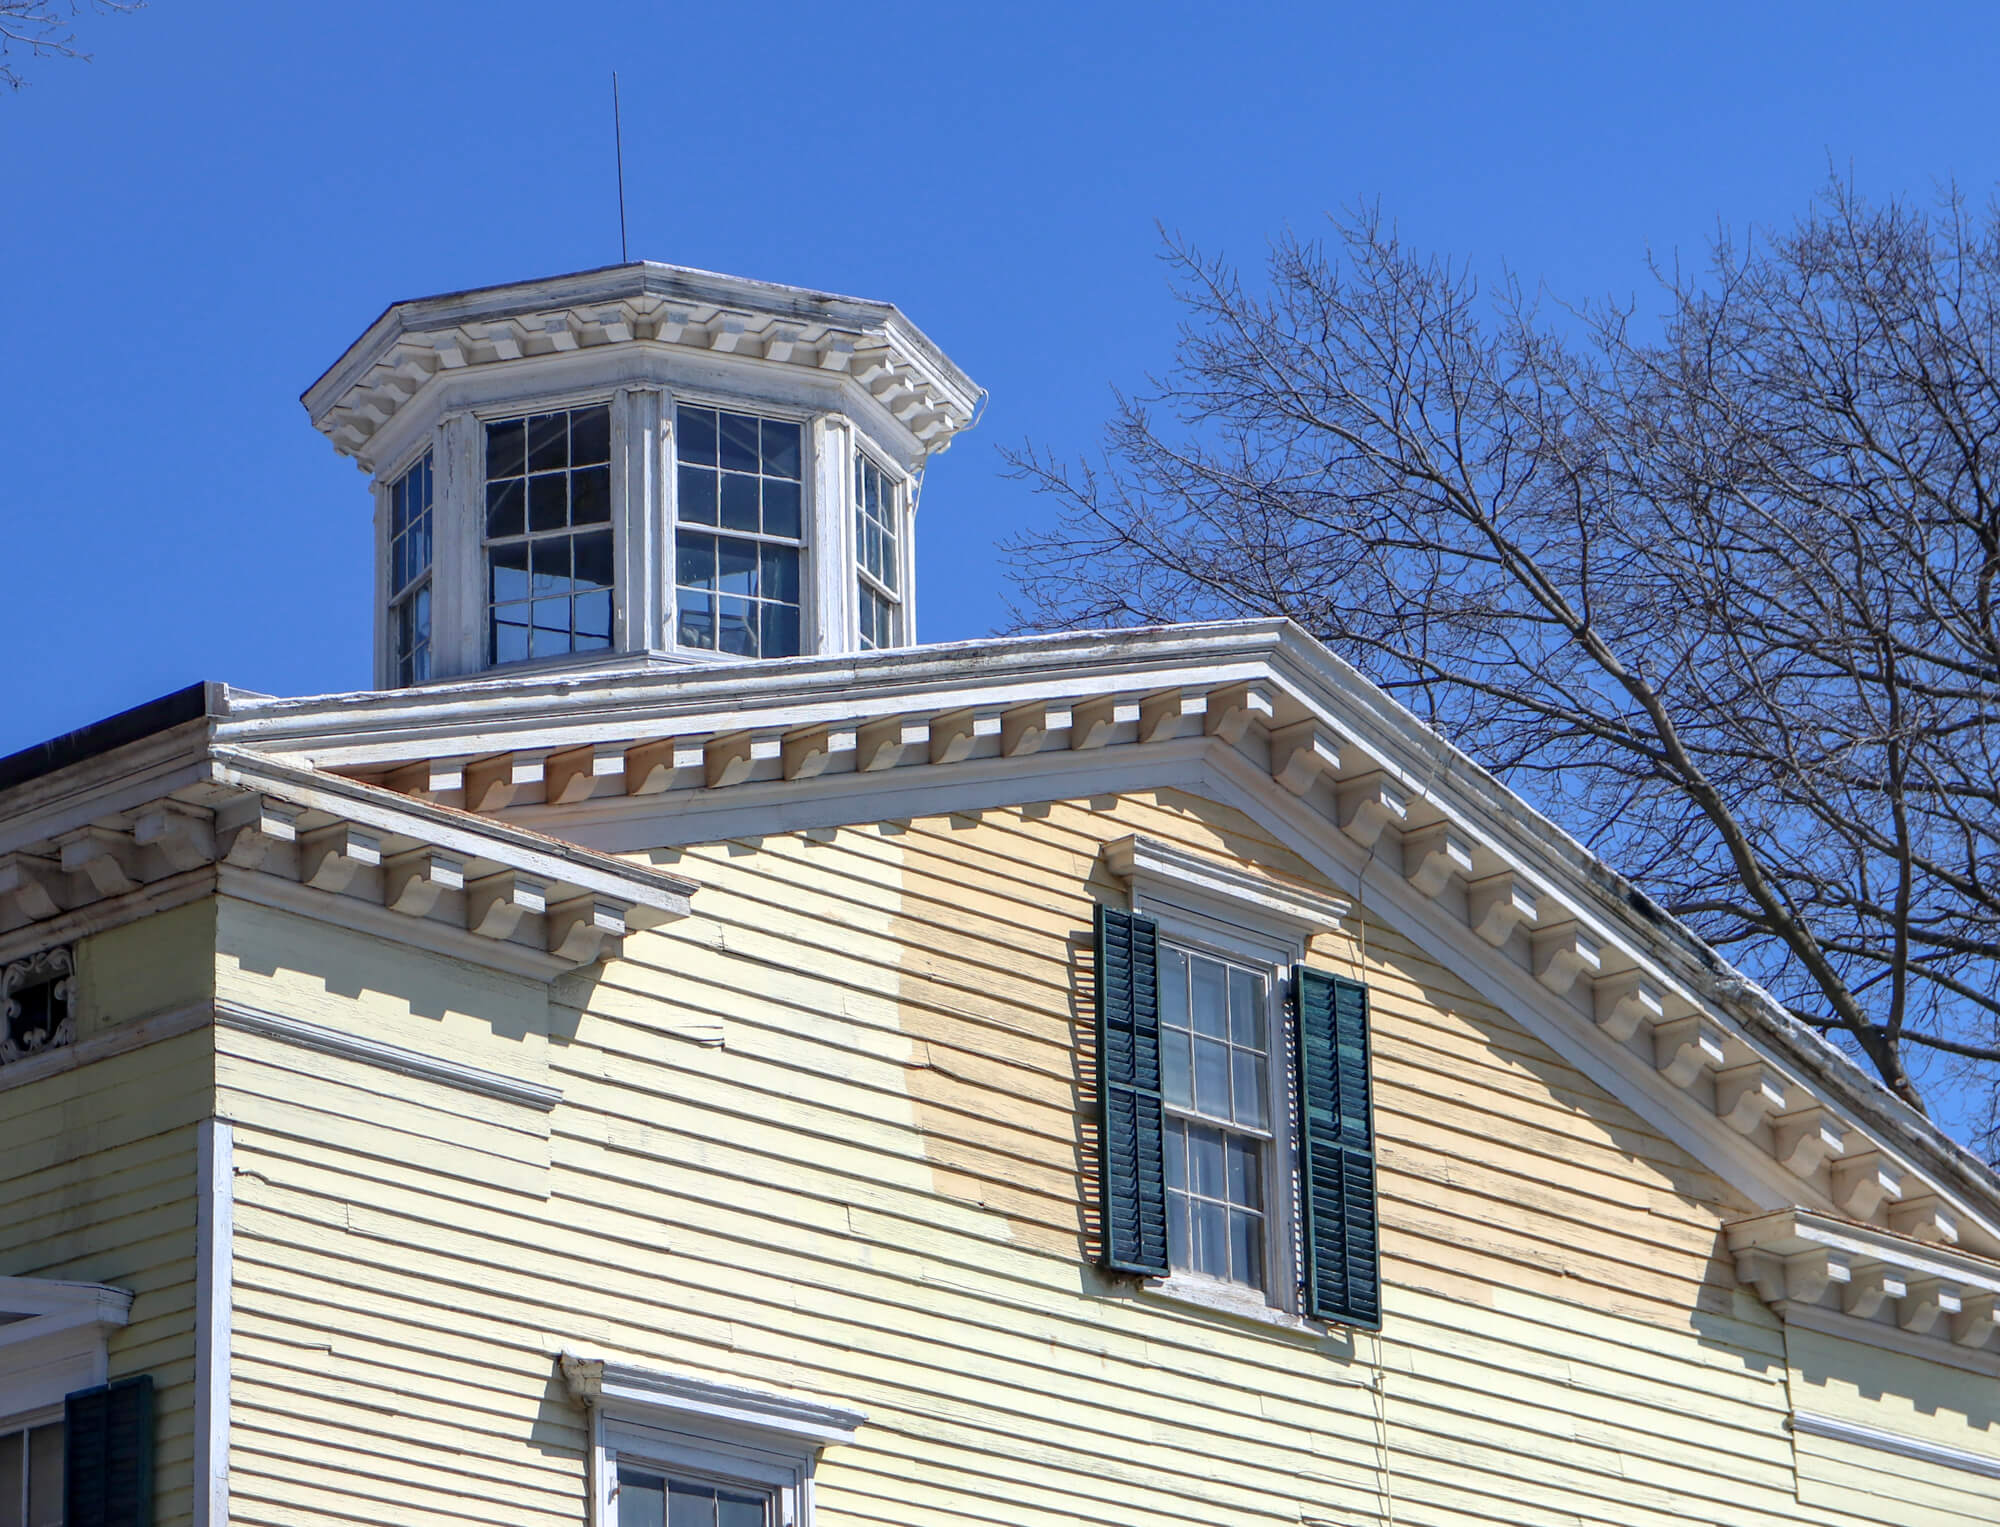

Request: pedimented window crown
left=302, top=263, right=979, bottom=688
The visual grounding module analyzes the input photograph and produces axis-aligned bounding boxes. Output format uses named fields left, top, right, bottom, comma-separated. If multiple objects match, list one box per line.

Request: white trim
left=0, top=1277, right=130, bottom=1426
left=1106, top=832, right=1351, bottom=954
left=561, top=1356, right=862, bottom=1527
left=214, top=998, right=561, bottom=1111
left=194, top=1120, right=233, bottom=1527
left=1790, top=1410, right=2000, bottom=1480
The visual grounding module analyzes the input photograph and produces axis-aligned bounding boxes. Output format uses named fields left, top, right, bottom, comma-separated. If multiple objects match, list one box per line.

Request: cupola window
left=674, top=404, right=804, bottom=659
left=388, top=451, right=434, bottom=686
left=855, top=453, right=901, bottom=650
left=484, top=404, right=614, bottom=665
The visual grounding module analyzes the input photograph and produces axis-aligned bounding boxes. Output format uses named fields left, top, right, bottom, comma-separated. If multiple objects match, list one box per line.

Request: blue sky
left=4, top=0, right=1998, bottom=754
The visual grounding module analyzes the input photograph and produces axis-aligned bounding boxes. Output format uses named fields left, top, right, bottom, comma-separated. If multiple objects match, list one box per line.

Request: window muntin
left=855, top=454, right=899, bottom=650
left=388, top=451, right=434, bottom=686
left=616, top=1466, right=768, bottom=1527
left=674, top=404, right=804, bottom=659
left=0, top=1419, right=63, bottom=1527
left=1159, top=945, right=1271, bottom=1289
left=485, top=405, right=614, bottom=665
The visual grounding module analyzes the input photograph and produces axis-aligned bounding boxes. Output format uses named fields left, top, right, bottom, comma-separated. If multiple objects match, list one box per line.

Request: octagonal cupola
left=303, top=263, right=981, bottom=687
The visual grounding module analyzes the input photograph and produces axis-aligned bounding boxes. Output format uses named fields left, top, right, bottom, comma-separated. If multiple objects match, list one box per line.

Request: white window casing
left=0, top=1278, right=132, bottom=1430
left=561, top=1356, right=864, bottom=1527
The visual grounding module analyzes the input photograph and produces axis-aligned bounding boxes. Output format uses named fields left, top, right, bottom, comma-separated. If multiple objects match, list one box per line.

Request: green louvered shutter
left=1294, top=968, right=1382, bottom=1327
left=65, top=1374, right=154, bottom=1527
left=1095, top=904, right=1169, bottom=1275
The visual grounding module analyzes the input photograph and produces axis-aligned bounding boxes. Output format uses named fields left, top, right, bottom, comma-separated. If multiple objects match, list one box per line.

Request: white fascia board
left=1789, top=1411, right=2000, bottom=1482
left=0, top=723, right=216, bottom=860
left=211, top=622, right=1296, bottom=766
left=560, top=1355, right=864, bottom=1448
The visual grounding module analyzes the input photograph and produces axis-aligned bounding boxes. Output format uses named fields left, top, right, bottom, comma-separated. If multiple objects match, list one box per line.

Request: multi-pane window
left=1160, top=946, right=1270, bottom=1289
left=0, top=1418, right=63, bottom=1527
left=485, top=404, right=614, bottom=664
left=388, top=451, right=433, bottom=686
left=617, top=1467, right=767, bottom=1527
left=674, top=405, right=803, bottom=659
left=855, top=454, right=900, bottom=650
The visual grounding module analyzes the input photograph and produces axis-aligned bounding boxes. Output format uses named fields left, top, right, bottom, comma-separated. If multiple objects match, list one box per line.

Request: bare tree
left=1, top=1, right=139, bottom=91
left=1004, top=182, right=2000, bottom=1147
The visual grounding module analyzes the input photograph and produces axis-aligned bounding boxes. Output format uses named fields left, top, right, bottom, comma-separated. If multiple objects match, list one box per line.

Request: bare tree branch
left=1004, top=185, right=2000, bottom=1154
left=0, top=1, right=139, bottom=92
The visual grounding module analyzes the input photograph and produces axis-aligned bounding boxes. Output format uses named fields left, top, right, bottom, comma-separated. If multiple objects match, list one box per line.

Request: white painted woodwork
left=1714, top=1063, right=1789, bottom=1135
left=1401, top=821, right=1473, bottom=898
left=1654, top=1014, right=1728, bottom=1088
left=1467, top=872, right=1539, bottom=947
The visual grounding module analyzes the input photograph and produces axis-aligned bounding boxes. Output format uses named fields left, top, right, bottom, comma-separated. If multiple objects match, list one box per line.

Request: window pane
left=1160, top=947, right=1190, bottom=1032
left=1188, top=1122, right=1225, bottom=1199
left=1230, top=969, right=1264, bottom=1049
left=528, top=472, right=568, bottom=532
left=678, top=405, right=717, bottom=465
left=492, top=607, right=530, bottom=664
left=1230, top=1209, right=1263, bottom=1288
left=490, top=540, right=531, bottom=603
left=717, top=538, right=757, bottom=597
left=761, top=418, right=801, bottom=478
left=1163, top=1117, right=1187, bottom=1190
left=716, top=596, right=756, bottom=656
left=26, top=1425, right=59, bottom=1527
left=572, top=464, right=611, bottom=524
left=574, top=531, right=615, bottom=591
left=527, top=411, right=568, bottom=473
left=618, top=1469, right=667, bottom=1527
left=1233, top=1050, right=1266, bottom=1129
left=1227, top=1134, right=1261, bottom=1208
left=760, top=602, right=800, bottom=659
left=1161, top=1025, right=1192, bottom=1108
left=0, top=1433, right=22, bottom=1527
left=487, top=418, right=526, bottom=478
left=575, top=590, right=612, bottom=647
left=1194, top=1037, right=1229, bottom=1116
left=760, top=545, right=799, bottom=605
left=571, top=404, right=612, bottom=466
left=531, top=599, right=572, bottom=656
left=719, top=473, right=759, bottom=533
left=678, top=591, right=715, bottom=649
left=531, top=538, right=571, bottom=595
left=677, top=532, right=716, bottom=591
left=678, top=464, right=717, bottom=526
left=762, top=478, right=801, bottom=539
left=1167, top=1188, right=1191, bottom=1269
left=1193, top=1197, right=1229, bottom=1279
left=1191, top=958, right=1228, bottom=1037
left=487, top=478, right=525, bottom=538
left=718, top=411, right=759, bottom=473
left=717, top=1491, right=765, bottom=1527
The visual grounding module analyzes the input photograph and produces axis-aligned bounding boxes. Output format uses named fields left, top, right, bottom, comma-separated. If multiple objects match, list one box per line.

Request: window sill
left=1140, top=1273, right=1328, bottom=1338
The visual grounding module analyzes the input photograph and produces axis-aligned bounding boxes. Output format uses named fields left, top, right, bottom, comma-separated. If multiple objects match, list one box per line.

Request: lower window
left=617, top=1466, right=768, bottom=1527
left=0, top=1417, right=63, bottom=1527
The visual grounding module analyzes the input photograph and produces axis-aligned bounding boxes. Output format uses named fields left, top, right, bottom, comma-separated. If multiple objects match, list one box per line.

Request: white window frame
left=666, top=393, right=817, bottom=664
left=852, top=449, right=905, bottom=651
left=1102, top=834, right=1352, bottom=1328
left=561, top=1357, right=863, bottom=1527
left=0, top=1278, right=132, bottom=1433
left=385, top=447, right=435, bottom=688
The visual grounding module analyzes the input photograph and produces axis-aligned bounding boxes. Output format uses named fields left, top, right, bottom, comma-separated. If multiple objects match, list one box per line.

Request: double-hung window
left=484, top=404, right=614, bottom=665
left=615, top=1465, right=769, bottom=1526
left=1160, top=946, right=1272, bottom=1290
left=854, top=454, right=900, bottom=650
left=387, top=451, right=433, bottom=686
left=674, top=404, right=804, bottom=659
left=1094, top=839, right=1381, bottom=1328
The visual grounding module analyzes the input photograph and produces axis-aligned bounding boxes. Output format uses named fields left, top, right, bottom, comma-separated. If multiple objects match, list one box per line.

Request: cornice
left=200, top=619, right=2000, bottom=1255
left=304, top=260, right=980, bottom=467
left=559, top=1355, right=864, bottom=1447
left=1730, top=1207, right=2000, bottom=1374
left=1104, top=833, right=1352, bottom=938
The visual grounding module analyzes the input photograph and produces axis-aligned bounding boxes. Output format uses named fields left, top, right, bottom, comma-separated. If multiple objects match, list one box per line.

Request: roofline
left=0, top=682, right=237, bottom=796
left=301, top=259, right=980, bottom=425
